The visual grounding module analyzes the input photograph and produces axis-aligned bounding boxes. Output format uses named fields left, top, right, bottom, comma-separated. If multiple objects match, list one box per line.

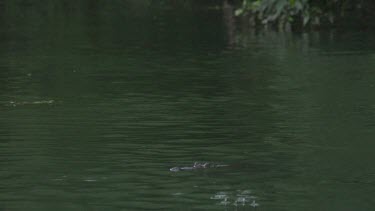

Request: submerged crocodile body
left=170, top=162, right=228, bottom=172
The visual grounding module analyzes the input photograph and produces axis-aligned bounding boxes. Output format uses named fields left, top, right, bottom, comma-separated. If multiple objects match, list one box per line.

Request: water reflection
left=210, top=190, right=259, bottom=208
left=223, top=0, right=236, bottom=48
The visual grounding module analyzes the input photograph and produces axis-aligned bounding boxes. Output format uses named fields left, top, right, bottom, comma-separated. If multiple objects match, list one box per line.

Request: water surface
left=1, top=1, right=375, bottom=210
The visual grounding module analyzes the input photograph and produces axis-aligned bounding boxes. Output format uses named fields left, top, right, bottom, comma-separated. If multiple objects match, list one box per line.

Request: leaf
left=294, top=1, right=303, bottom=11
left=303, top=13, right=310, bottom=26
left=313, top=16, right=320, bottom=25
left=251, top=0, right=261, bottom=9
left=275, top=0, right=287, bottom=13
left=235, top=8, right=244, bottom=16
left=328, top=12, right=334, bottom=24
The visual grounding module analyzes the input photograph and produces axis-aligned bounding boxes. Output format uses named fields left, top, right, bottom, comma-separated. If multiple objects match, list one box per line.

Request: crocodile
left=170, top=162, right=229, bottom=172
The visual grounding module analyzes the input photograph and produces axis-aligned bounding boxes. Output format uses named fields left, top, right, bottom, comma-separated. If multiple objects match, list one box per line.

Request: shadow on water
left=1, top=1, right=375, bottom=211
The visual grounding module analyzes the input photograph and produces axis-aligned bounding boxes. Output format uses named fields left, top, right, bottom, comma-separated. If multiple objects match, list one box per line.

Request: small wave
left=211, top=189, right=259, bottom=208
left=7, top=100, right=55, bottom=107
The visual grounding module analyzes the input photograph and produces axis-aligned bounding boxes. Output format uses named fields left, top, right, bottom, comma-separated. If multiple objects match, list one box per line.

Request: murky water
left=1, top=1, right=375, bottom=210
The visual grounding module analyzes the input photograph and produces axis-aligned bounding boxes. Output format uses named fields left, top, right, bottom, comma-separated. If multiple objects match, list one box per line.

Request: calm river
left=0, top=1, right=375, bottom=210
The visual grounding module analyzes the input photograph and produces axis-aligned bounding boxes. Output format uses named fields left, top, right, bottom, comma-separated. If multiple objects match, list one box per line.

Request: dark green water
left=1, top=1, right=375, bottom=210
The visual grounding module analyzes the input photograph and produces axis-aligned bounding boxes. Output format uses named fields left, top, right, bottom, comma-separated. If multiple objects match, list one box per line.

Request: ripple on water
left=6, top=100, right=55, bottom=107
left=210, top=190, right=259, bottom=208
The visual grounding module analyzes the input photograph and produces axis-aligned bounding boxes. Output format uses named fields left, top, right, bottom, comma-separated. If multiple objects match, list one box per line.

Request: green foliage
left=236, top=0, right=375, bottom=29
left=236, top=0, right=310, bottom=29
